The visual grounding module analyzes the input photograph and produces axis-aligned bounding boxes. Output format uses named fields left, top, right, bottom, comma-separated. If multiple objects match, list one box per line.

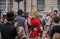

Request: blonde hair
left=17, top=26, right=24, bottom=37
left=30, top=11, right=41, bottom=18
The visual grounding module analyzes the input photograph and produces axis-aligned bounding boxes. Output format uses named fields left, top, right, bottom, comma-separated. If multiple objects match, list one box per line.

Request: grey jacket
left=15, top=16, right=26, bottom=26
left=15, top=16, right=28, bottom=35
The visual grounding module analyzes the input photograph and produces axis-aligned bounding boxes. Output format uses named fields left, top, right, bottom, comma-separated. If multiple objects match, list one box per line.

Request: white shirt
left=46, top=16, right=52, bottom=25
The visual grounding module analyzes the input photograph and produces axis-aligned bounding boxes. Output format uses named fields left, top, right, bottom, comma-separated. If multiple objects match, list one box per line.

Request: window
left=57, top=0, right=60, bottom=11
left=0, top=0, right=6, bottom=11
left=37, top=0, right=45, bottom=11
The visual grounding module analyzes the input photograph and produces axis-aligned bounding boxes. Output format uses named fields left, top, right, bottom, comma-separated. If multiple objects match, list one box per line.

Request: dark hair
left=18, top=9, right=24, bottom=15
left=7, top=12, right=14, bottom=21
left=23, top=13, right=28, bottom=18
left=46, top=14, right=50, bottom=16
left=54, top=16, right=59, bottom=23
left=54, top=10, right=58, bottom=13
left=0, top=10, right=1, bottom=17
left=59, top=14, right=60, bottom=17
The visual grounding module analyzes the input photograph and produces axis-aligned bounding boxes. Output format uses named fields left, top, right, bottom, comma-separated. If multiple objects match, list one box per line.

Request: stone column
left=13, top=0, right=24, bottom=11
left=5, top=0, right=7, bottom=12
left=6, top=0, right=11, bottom=12
left=19, top=1, right=24, bottom=11
left=13, top=0, right=18, bottom=11
left=6, top=0, right=10, bottom=12
left=26, top=0, right=31, bottom=12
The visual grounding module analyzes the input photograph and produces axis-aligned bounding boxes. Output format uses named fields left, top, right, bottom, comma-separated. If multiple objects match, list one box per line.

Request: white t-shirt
left=46, top=16, right=51, bottom=25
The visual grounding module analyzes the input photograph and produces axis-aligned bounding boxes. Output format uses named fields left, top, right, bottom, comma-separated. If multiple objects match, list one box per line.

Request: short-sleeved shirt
left=46, top=16, right=52, bottom=26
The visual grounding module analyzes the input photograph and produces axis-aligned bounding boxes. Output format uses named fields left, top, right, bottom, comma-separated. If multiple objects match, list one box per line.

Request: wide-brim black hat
left=6, top=12, right=14, bottom=19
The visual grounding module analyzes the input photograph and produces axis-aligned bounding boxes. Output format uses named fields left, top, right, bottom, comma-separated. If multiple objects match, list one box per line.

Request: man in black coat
left=0, top=12, right=17, bottom=39
left=48, top=16, right=60, bottom=39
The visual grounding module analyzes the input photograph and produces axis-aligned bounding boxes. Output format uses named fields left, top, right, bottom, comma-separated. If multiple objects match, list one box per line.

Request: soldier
left=0, top=12, right=17, bottom=39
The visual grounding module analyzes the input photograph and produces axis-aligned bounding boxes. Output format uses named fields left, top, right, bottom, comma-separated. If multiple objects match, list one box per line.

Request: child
left=17, top=26, right=28, bottom=39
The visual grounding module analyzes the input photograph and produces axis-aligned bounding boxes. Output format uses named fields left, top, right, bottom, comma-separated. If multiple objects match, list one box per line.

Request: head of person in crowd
left=54, top=16, right=60, bottom=24
left=30, top=11, right=42, bottom=19
left=18, top=9, right=24, bottom=17
left=36, top=12, right=42, bottom=20
left=45, top=14, right=50, bottom=19
left=13, top=10, right=18, bottom=16
left=0, top=17, right=4, bottom=23
left=50, top=12, right=53, bottom=17
left=6, top=12, right=14, bottom=23
left=0, top=15, right=7, bottom=24
left=3, top=18, right=7, bottom=23
left=22, top=12, right=29, bottom=19
left=54, top=10, right=58, bottom=16
left=29, top=11, right=37, bottom=18
left=50, top=12, right=55, bottom=18
left=46, top=14, right=50, bottom=17
left=17, top=26, right=24, bottom=37
left=27, top=12, right=32, bottom=19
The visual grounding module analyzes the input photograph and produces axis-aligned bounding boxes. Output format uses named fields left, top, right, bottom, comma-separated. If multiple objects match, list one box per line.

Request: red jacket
left=27, top=18, right=41, bottom=38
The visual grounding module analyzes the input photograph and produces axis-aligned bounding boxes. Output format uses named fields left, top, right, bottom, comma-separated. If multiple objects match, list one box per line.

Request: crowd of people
left=0, top=9, right=60, bottom=39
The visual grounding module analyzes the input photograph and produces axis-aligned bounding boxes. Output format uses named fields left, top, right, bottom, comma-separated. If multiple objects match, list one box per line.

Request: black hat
left=6, top=12, right=14, bottom=21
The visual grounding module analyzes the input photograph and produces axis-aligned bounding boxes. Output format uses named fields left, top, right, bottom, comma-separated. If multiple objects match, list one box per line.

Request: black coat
left=0, top=22, right=17, bottom=39
left=48, top=25, right=60, bottom=39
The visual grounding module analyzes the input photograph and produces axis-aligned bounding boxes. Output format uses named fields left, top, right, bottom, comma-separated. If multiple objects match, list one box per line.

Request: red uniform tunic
left=27, top=18, right=41, bottom=38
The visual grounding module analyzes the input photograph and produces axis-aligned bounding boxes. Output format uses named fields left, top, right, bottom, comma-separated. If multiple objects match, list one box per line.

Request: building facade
left=0, top=0, right=60, bottom=12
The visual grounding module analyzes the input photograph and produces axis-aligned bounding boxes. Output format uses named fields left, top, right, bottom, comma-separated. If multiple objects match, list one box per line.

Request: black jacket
left=0, top=22, right=17, bottom=39
left=48, top=25, right=60, bottom=39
